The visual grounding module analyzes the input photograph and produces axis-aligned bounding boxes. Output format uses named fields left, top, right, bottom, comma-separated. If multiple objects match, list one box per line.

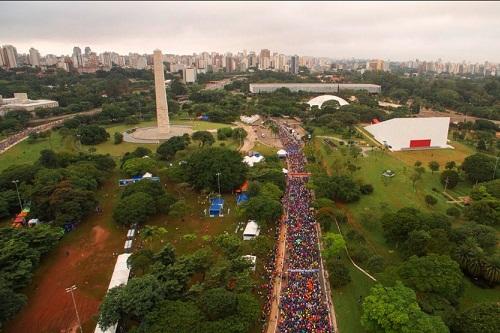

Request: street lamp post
left=65, top=285, right=83, bottom=333
left=216, top=171, right=221, bottom=197
left=12, top=180, right=22, bottom=211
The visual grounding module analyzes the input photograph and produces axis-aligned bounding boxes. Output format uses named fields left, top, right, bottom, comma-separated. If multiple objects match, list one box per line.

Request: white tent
left=240, top=115, right=260, bottom=124
left=94, top=254, right=132, bottom=333
left=243, top=155, right=264, bottom=167
left=142, top=172, right=152, bottom=178
left=364, top=117, right=451, bottom=151
left=282, top=168, right=289, bottom=174
left=277, top=149, right=287, bottom=158
left=243, top=220, right=260, bottom=240
left=242, top=255, right=257, bottom=271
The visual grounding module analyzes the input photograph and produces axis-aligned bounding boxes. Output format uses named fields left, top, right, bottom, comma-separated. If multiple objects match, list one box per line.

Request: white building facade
left=364, top=117, right=451, bottom=151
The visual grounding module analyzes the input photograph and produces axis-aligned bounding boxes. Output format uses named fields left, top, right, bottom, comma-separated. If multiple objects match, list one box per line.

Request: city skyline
left=1, top=1, right=499, bottom=63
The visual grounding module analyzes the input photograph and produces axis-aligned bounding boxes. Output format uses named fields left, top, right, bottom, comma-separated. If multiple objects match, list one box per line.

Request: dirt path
left=236, top=122, right=258, bottom=153
left=4, top=178, right=126, bottom=333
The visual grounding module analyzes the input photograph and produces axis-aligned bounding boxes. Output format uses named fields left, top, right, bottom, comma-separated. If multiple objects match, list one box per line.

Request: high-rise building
left=182, top=67, right=197, bottom=83
left=29, top=47, right=41, bottom=67
left=84, top=46, right=91, bottom=56
left=367, top=59, right=384, bottom=71
left=290, top=55, right=299, bottom=74
left=259, top=49, right=271, bottom=70
left=2, top=45, right=18, bottom=68
left=0, top=47, right=5, bottom=67
left=72, top=46, right=83, bottom=68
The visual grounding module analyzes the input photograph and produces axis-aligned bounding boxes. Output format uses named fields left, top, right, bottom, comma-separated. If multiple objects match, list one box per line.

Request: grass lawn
left=0, top=132, right=74, bottom=172
left=391, top=140, right=474, bottom=167
left=331, top=251, right=375, bottom=333
left=253, top=142, right=278, bottom=157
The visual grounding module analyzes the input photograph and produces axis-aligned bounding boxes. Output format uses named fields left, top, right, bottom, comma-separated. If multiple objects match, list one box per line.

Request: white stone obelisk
left=153, top=49, right=169, bottom=134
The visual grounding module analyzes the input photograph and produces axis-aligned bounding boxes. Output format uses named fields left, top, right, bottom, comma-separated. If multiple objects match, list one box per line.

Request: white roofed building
left=364, top=117, right=451, bottom=151
left=307, top=95, right=349, bottom=109
left=94, top=253, right=132, bottom=333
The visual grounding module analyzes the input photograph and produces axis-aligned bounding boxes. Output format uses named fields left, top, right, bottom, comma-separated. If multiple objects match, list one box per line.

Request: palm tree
left=482, top=259, right=500, bottom=284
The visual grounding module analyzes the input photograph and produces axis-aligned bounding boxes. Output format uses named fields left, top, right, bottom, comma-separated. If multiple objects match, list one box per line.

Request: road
left=0, top=108, right=102, bottom=154
left=265, top=120, right=337, bottom=333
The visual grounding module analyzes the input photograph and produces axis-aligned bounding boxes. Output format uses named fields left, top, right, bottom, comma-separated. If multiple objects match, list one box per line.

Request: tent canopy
left=237, top=193, right=249, bottom=205
left=243, top=220, right=260, bottom=240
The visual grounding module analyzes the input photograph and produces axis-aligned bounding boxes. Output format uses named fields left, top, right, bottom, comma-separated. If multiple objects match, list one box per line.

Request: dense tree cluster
left=184, top=147, right=247, bottom=192
left=98, top=241, right=260, bottom=333
left=0, top=225, right=64, bottom=327
left=113, top=180, right=176, bottom=226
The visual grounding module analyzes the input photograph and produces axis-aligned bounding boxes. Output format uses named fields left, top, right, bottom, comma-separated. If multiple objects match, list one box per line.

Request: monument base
left=123, top=125, right=193, bottom=144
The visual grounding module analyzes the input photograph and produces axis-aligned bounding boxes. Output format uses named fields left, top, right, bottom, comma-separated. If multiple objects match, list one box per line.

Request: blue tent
left=236, top=193, right=249, bottom=205
left=209, top=197, right=224, bottom=217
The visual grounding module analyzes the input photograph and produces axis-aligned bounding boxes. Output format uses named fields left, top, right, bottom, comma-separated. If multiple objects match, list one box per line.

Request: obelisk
left=153, top=49, right=170, bottom=134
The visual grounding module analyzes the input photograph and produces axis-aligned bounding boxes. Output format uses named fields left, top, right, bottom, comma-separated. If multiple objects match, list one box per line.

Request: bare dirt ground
left=5, top=179, right=126, bottom=333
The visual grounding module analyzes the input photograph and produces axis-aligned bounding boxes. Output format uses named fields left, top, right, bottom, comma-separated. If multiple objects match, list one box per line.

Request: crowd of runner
left=276, top=124, right=333, bottom=332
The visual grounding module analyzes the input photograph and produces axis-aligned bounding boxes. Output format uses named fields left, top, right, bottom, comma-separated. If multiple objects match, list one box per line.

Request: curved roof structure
left=307, top=95, right=349, bottom=109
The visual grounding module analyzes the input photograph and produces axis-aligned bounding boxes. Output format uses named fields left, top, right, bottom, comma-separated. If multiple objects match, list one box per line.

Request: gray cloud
left=0, top=1, right=499, bottom=62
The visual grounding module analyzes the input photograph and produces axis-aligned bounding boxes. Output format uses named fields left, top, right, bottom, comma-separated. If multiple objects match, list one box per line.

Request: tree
left=168, top=199, right=190, bottom=219
left=462, top=153, right=497, bottom=182
left=410, top=171, right=422, bottom=190
left=192, top=131, right=215, bottom=147
left=154, top=243, right=176, bottom=267
left=242, top=195, right=282, bottom=224
left=113, top=192, right=155, bottom=225
left=322, top=233, right=346, bottom=260
left=425, top=194, right=438, bottom=206
left=464, top=200, right=500, bottom=226
left=77, top=125, right=109, bottom=145
left=198, top=288, right=238, bottom=320
left=445, top=161, right=456, bottom=170
left=186, top=147, right=247, bottom=192
left=327, top=259, right=351, bottom=288
left=39, top=149, right=59, bottom=168
left=361, top=281, right=449, bottom=333
left=405, top=230, right=431, bottom=257
left=382, top=207, right=427, bottom=246
left=122, top=157, right=157, bottom=177
left=213, top=234, right=241, bottom=258
left=399, top=254, right=464, bottom=303
left=440, top=170, right=460, bottom=189
left=428, top=161, right=440, bottom=173
left=157, top=136, right=189, bottom=160
left=138, top=300, right=202, bottom=333
left=366, top=255, right=385, bottom=273
left=452, top=302, right=500, bottom=333
left=231, top=128, right=247, bottom=145
left=128, top=249, right=154, bottom=275
left=114, top=132, right=123, bottom=144
left=216, top=127, right=233, bottom=140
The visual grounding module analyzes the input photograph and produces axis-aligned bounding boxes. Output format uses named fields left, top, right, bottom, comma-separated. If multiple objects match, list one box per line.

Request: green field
left=312, top=136, right=500, bottom=333
left=0, top=120, right=237, bottom=170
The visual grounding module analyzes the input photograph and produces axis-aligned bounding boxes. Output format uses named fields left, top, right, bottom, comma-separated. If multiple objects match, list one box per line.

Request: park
left=0, top=64, right=499, bottom=333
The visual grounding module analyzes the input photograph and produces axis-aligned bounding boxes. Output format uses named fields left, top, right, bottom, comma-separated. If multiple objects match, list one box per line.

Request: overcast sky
left=0, top=1, right=499, bottom=62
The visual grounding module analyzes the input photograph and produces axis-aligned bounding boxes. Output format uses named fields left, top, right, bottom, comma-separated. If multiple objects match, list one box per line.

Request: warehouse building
left=249, top=83, right=381, bottom=94
left=364, top=117, right=451, bottom=151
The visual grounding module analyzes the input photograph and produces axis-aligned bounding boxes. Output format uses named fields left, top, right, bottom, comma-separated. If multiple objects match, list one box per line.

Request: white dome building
left=307, top=95, right=349, bottom=109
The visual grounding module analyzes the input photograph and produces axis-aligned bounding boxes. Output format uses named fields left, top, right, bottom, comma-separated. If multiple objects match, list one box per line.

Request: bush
left=327, top=259, right=351, bottom=288
left=366, top=255, right=385, bottom=273
left=440, top=170, right=460, bottom=189
left=425, top=194, right=438, bottom=206
left=446, top=207, right=461, bottom=218
left=349, top=244, right=370, bottom=263
left=77, top=125, right=109, bottom=145
left=114, top=132, right=123, bottom=144
left=360, top=184, right=374, bottom=195
left=216, top=127, right=233, bottom=140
